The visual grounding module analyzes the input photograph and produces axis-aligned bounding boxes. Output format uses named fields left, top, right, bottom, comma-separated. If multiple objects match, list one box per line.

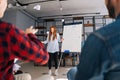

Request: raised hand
left=25, top=26, right=38, bottom=34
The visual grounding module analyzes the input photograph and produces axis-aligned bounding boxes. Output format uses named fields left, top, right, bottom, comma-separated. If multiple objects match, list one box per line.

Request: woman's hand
left=61, top=38, right=64, bottom=42
left=25, top=26, right=38, bottom=34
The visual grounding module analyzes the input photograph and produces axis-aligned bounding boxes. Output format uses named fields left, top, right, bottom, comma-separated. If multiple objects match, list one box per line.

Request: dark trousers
left=48, top=52, right=58, bottom=69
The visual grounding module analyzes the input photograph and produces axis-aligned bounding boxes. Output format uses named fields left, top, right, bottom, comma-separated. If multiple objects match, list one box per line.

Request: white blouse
left=43, top=33, right=61, bottom=53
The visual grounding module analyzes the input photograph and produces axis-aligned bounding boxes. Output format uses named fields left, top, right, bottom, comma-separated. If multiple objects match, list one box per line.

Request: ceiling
left=8, top=0, right=108, bottom=18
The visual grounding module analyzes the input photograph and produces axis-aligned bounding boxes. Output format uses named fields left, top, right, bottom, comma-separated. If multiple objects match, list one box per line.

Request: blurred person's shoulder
left=93, top=20, right=120, bottom=40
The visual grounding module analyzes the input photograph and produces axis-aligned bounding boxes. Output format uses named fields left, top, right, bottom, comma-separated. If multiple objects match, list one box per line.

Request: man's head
left=105, top=0, right=120, bottom=18
left=0, top=0, right=7, bottom=18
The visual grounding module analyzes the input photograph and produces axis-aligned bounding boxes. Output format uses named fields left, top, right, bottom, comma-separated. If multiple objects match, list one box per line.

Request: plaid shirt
left=0, top=20, right=49, bottom=80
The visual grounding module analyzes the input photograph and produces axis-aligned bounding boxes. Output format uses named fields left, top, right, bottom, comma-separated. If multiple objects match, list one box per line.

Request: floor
left=18, top=53, right=80, bottom=80
left=19, top=61, right=74, bottom=80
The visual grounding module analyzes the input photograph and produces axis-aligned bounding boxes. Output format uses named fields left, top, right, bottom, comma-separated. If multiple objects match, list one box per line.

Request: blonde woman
left=43, top=26, right=63, bottom=76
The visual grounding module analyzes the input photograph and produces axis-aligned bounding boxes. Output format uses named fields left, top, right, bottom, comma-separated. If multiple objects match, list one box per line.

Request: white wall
left=16, top=10, right=35, bottom=30
left=2, top=9, right=35, bottom=30
left=2, top=9, right=17, bottom=26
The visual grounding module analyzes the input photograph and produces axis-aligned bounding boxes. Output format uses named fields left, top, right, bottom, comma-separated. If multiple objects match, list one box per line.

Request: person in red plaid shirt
left=0, top=0, right=49, bottom=80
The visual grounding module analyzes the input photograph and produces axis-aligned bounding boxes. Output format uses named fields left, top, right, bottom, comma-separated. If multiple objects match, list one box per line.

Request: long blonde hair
left=48, top=26, right=57, bottom=41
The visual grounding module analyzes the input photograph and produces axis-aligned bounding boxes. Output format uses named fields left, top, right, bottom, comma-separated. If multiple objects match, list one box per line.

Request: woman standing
left=43, top=26, right=63, bottom=76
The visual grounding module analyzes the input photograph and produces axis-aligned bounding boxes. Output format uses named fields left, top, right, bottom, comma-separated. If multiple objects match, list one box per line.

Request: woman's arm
left=9, top=25, right=49, bottom=65
left=57, top=33, right=63, bottom=42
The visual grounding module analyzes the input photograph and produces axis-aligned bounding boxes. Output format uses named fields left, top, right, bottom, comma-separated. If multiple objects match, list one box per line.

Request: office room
left=1, top=0, right=120, bottom=80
